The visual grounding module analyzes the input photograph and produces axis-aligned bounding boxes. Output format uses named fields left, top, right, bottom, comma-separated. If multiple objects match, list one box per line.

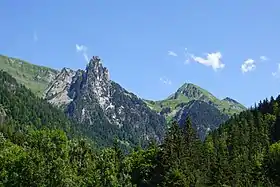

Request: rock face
left=44, top=68, right=76, bottom=107
left=45, top=56, right=166, bottom=147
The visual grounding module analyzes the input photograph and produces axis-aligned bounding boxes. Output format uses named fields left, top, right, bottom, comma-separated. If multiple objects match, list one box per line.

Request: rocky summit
left=44, top=56, right=166, bottom=147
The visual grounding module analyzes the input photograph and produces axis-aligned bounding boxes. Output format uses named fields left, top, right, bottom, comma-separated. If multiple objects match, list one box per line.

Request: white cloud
left=168, top=51, right=178, bottom=57
left=33, top=31, right=38, bottom=42
left=272, top=63, right=280, bottom=78
left=160, top=77, right=172, bottom=85
left=260, top=56, right=269, bottom=61
left=76, top=44, right=89, bottom=62
left=76, top=44, right=87, bottom=52
left=241, top=59, right=256, bottom=73
left=191, top=52, right=225, bottom=71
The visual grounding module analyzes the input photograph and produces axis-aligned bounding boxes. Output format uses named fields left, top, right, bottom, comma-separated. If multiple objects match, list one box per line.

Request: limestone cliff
left=44, top=56, right=166, bottom=147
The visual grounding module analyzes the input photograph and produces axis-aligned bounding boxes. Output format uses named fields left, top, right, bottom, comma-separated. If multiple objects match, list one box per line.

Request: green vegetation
left=0, top=69, right=280, bottom=186
left=0, top=55, right=58, bottom=96
left=145, top=83, right=246, bottom=123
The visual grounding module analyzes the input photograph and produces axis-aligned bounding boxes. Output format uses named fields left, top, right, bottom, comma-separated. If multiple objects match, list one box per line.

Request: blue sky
left=1, top=1, right=280, bottom=107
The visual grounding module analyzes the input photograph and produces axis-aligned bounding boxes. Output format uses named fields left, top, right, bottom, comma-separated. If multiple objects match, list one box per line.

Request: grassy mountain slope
left=145, top=83, right=246, bottom=122
left=0, top=55, right=58, bottom=96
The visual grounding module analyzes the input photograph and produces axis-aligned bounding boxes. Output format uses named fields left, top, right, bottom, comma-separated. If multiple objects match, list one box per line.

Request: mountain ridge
left=0, top=54, right=245, bottom=108
left=0, top=55, right=59, bottom=96
left=144, top=82, right=246, bottom=138
left=145, top=82, right=246, bottom=117
left=0, top=54, right=246, bottom=140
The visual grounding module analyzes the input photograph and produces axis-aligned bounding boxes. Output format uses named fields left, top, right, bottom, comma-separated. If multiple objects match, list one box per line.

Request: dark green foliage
left=263, top=142, right=280, bottom=186
left=202, top=97, right=280, bottom=186
left=2, top=69, right=280, bottom=186
left=0, top=70, right=74, bottom=132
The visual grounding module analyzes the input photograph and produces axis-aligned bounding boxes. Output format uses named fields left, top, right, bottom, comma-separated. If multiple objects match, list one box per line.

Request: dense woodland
left=0, top=70, right=280, bottom=186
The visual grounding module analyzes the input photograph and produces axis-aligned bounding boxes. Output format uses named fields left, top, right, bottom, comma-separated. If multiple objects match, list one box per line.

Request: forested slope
left=203, top=96, right=280, bottom=186
left=0, top=70, right=76, bottom=136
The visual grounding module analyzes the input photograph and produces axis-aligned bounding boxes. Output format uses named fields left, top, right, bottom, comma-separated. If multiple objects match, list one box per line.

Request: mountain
left=0, top=54, right=245, bottom=141
left=145, top=83, right=246, bottom=139
left=0, top=55, right=58, bottom=96
left=0, top=55, right=165, bottom=147
left=146, top=83, right=246, bottom=117
left=44, top=56, right=166, bottom=147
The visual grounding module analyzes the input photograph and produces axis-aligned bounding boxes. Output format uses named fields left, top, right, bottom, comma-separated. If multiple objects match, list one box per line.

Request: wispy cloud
left=76, top=44, right=89, bottom=62
left=168, top=51, right=178, bottom=57
left=260, top=56, right=269, bottom=61
left=160, top=77, right=172, bottom=85
left=184, top=48, right=191, bottom=64
left=190, top=52, right=225, bottom=71
left=272, top=63, right=280, bottom=78
left=241, top=59, right=256, bottom=73
left=33, top=31, right=38, bottom=42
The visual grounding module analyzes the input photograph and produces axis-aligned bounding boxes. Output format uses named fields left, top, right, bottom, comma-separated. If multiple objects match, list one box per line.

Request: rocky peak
left=54, top=67, right=76, bottom=82
left=172, top=83, right=208, bottom=100
left=43, top=55, right=166, bottom=146
left=223, top=97, right=239, bottom=104
left=44, top=67, right=76, bottom=106
left=177, top=83, right=201, bottom=93
left=61, top=67, right=75, bottom=75
left=222, top=97, right=246, bottom=110
left=83, top=56, right=111, bottom=109
left=86, top=56, right=110, bottom=82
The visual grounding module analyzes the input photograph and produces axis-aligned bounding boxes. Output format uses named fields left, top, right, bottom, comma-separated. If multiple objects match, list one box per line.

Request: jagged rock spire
left=86, top=56, right=110, bottom=81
